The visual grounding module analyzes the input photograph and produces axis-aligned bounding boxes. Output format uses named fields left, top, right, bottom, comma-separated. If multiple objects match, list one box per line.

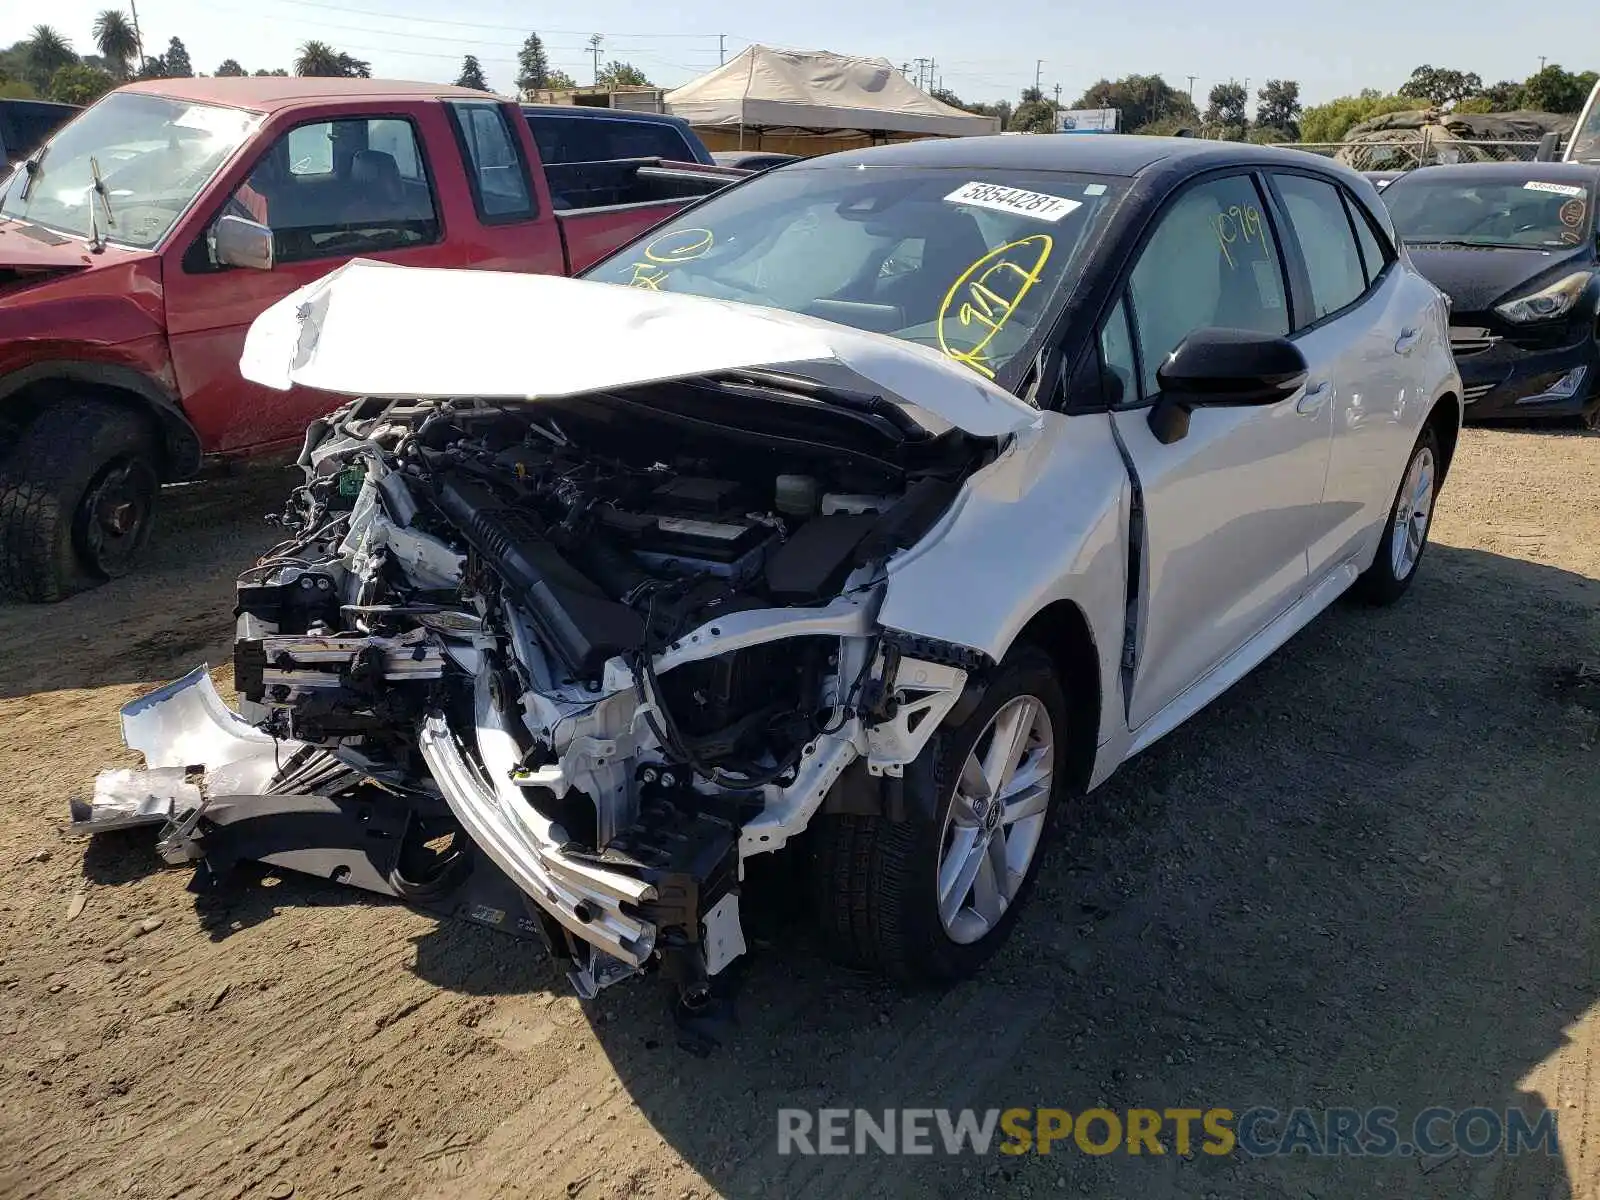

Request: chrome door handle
left=1394, top=327, right=1421, bottom=354
left=1296, top=381, right=1332, bottom=415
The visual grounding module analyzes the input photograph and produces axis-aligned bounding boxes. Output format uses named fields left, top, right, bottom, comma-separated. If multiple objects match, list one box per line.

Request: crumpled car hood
left=238, top=259, right=1043, bottom=438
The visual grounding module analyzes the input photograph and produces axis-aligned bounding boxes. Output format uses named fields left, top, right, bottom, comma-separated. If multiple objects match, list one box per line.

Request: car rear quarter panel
left=877, top=410, right=1132, bottom=753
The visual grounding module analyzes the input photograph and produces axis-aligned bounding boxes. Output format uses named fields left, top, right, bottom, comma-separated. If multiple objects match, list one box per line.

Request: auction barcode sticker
left=945, top=182, right=1083, bottom=222
left=1525, top=181, right=1587, bottom=197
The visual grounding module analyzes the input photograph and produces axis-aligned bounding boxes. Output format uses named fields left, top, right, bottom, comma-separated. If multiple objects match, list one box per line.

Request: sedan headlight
left=1494, top=271, right=1594, bottom=323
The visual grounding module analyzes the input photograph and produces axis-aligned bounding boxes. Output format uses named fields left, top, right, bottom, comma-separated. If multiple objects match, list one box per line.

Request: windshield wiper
left=86, top=155, right=115, bottom=252
left=16, top=141, right=49, bottom=202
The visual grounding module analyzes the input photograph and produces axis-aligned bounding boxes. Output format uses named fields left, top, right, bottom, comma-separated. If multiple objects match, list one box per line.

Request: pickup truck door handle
left=1296, top=381, right=1332, bottom=415
left=1394, top=327, right=1422, bottom=354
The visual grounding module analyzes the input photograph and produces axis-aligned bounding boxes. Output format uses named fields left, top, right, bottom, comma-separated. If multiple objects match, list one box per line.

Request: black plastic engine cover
left=763, top=514, right=877, bottom=603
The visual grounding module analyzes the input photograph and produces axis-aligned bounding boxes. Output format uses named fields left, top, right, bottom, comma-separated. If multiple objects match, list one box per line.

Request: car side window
left=1127, top=174, right=1289, bottom=397
left=1345, top=194, right=1392, bottom=284
left=1099, top=295, right=1139, bottom=407
left=224, top=116, right=439, bottom=265
left=1272, top=173, right=1368, bottom=321
left=449, top=101, right=534, bottom=220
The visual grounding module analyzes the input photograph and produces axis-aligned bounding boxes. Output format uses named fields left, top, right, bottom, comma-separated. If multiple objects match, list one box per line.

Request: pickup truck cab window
left=529, top=113, right=696, bottom=165
left=225, top=115, right=439, bottom=264
left=1126, top=174, right=1290, bottom=396
left=447, top=101, right=534, bottom=221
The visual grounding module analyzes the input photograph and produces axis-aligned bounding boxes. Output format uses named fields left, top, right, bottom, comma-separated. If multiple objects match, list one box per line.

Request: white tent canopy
left=665, top=45, right=1000, bottom=138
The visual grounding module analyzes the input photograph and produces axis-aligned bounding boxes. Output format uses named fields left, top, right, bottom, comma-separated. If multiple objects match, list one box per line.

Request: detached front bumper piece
left=71, top=665, right=752, bottom=1003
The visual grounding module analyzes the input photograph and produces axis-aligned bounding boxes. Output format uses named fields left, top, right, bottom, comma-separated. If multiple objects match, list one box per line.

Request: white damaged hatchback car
left=78, top=137, right=1461, bottom=1022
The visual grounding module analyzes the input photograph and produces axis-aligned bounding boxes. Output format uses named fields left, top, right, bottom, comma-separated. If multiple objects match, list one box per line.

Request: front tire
left=1351, top=425, right=1440, bottom=607
left=810, top=644, right=1068, bottom=983
left=0, top=398, right=160, bottom=603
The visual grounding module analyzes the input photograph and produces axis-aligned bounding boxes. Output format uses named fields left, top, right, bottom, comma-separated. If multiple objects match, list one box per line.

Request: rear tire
left=810, top=644, right=1068, bottom=984
left=1351, top=425, right=1440, bottom=607
left=0, top=398, right=160, bottom=603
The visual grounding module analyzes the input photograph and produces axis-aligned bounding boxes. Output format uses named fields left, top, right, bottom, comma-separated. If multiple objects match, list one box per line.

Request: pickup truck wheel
left=0, top=399, right=160, bottom=602
left=809, top=644, right=1067, bottom=983
left=1351, top=425, right=1440, bottom=607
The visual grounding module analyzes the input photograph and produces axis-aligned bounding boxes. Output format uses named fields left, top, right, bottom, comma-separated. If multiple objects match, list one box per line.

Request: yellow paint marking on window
left=625, top=227, right=715, bottom=289
left=936, top=235, right=1054, bottom=379
left=1214, top=204, right=1266, bottom=270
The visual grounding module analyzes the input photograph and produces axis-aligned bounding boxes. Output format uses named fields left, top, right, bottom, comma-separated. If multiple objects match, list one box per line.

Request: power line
left=258, top=0, right=721, bottom=37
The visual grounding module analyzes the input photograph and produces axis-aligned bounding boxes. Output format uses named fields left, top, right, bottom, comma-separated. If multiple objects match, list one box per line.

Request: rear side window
left=1345, top=195, right=1391, bottom=284
left=449, top=101, right=534, bottom=221
left=530, top=114, right=694, bottom=164
left=1272, top=173, right=1368, bottom=321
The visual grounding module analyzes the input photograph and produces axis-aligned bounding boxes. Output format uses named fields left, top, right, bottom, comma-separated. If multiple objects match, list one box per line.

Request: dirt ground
left=1, top=428, right=1598, bottom=1200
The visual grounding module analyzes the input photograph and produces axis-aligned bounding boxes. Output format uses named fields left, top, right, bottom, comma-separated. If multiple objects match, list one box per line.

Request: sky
left=4, top=0, right=1593, bottom=111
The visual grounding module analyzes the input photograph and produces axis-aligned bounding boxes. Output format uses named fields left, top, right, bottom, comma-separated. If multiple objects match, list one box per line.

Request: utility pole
left=1035, top=59, right=1043, bottom=95
left=129, top=0, right=146, bottom=69
left=1053, top=83, right=1062, bottom=109
left=1539, top=55, right=1547, bottom=71
left=719, top=34, right=725, bottom=65
left=928, top=59, right=937, bottom=92
left=587, top=34, right=603, bottom=85
left=913, top=57, right=930, bottom=91
left=1186, top=74, right=1196, bottom=100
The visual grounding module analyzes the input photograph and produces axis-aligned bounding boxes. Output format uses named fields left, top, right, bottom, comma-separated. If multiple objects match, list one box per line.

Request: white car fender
left=876, top=409, right=1133, bottom=754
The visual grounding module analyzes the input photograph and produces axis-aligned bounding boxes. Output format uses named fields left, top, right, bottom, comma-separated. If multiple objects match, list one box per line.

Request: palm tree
left=27, top=25, right=76, bottom=91
left=91, top=10, right=140, bottom=79
left=294, top=41, right=342, bottom=77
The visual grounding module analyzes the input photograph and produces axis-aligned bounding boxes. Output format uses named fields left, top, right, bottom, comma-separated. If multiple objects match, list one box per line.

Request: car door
left=1105, top=171, right=1332, bottom=731
left=163, top=109, right=465, bottom=453
left=1265, top=170, right=1424, bottom=578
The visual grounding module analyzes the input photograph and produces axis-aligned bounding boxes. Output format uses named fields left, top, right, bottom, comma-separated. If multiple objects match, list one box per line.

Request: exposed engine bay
left=78, top=373, right=992, bottom=1015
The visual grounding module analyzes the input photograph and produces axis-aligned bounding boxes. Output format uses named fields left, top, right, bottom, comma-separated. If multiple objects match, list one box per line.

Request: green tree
left=26, top=26, right=76, bottom=92
left=596, top=60, right=651, bottom=88
left=1072, top=73, right=1197, bottom=132
left=546, top=68, right=578, bottom=90
left=215, top=59, right=245, bottom=77
left=295, top=40, right=341, bottom=77
left=454, top=54, right=488, bottom=90
left=1204, top=80, right=1249, bottom=138
left=1009, top=87, right=1057, bottom=134
left=516, top=32, right=551, bottom=92
left=91, top=10, right=139, bottom=79
left=1254, top=79, right=1302, bottom=139
left=163, top=36, right=192, bottom=78
left=336, top=52, right=371, bottom=78
left=1520, top=64, right=1595, bottom=113
left=135, top=53, right=167, bottom=79
left=253, top=67, right=288, bottom=77
left=1298, top=90, right=1414, bottom=142
left=1480, top=79, right=1526, bottom=110
left=49, top=62, right=115, bottom=104
left=1397, top=64, right=1482, bottom=107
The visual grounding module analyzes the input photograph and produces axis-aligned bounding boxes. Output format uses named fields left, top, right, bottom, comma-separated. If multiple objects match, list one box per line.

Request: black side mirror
left=1147, top=327, right=1309, bottom=444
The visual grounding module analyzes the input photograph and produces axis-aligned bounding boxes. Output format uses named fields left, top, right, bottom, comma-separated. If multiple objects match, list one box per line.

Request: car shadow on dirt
left=392, top=540, right=1598, bottom=1198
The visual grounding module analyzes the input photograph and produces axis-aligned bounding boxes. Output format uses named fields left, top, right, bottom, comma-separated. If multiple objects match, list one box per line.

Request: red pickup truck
left=0, top=77, right=740, bottom=601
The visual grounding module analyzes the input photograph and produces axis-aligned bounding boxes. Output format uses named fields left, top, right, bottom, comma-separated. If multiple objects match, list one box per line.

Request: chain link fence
left=1285, top=128, right=1563, bottom=172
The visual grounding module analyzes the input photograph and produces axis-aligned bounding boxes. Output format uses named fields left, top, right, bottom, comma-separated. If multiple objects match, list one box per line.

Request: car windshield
left=1383, top=175, right=1595, bottom=249
left=0, top=91, right=258, bottom=249
left=582, top=165, right=1121, bottom=389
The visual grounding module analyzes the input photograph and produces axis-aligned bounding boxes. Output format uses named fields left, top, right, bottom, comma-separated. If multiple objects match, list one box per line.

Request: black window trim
left=445, top=98, right=540, bottom=225
left=1339, top=186, right=1395, bottom=285
left=529, top=111, right=698, bottom=166
left=182, top=109, right=445, bottom=274
left=1098, top=167, right=1299, bottom=413
left=1260, top=166, right=1383, bottom=335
